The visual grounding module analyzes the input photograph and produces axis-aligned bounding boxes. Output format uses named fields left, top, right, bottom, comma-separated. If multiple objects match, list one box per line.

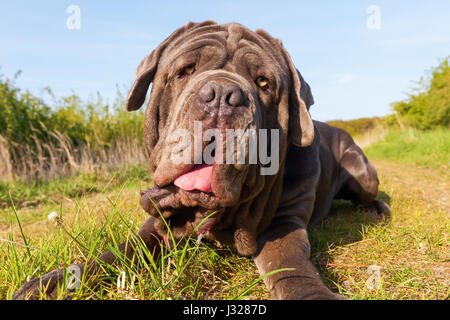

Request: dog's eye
left=256, top=76, right=270, bottom=91
left=177, top=64, right=195, bottom=79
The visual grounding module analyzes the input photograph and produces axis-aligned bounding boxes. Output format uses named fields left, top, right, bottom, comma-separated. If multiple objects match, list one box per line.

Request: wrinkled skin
left=13, top=21, right=389, bottom=300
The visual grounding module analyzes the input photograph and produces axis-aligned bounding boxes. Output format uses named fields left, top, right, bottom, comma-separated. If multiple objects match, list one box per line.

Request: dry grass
left=353, top=126, right=388, bottom=149
left=0, top=128, right=147, bottom=181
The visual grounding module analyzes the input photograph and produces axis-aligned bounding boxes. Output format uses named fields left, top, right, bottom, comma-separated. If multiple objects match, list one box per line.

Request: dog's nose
left=198, top=82, right=246, bottom=108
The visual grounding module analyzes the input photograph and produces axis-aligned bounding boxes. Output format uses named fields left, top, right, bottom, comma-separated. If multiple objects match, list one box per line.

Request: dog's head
left=128, top=21, right=314, bottom=254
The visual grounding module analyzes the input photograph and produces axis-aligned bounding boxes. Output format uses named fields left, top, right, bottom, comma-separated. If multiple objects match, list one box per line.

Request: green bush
left=392, top=57, right=450, bottom=129
left=0, top=73, right=145, bottom=151
left=327, top=57, right=449, bottom=139
left=0, top=72, right=53, bottom=146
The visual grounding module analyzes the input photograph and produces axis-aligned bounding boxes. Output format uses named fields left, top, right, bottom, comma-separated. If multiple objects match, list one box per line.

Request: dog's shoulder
left=313, top=120, right=361, bottom=163
left=313, top=120, right=356, bottom=148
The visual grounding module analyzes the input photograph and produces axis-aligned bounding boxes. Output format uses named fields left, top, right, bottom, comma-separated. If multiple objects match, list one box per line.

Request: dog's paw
left=359, top=200, right=390, bottom=218
left=371, top=200, right=390, bottom=216
left=12, top=268, right=67, bottom=300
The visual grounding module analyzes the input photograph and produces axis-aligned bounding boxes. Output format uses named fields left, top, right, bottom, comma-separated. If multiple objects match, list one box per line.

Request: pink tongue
left=174, top=164, right=213, bottom=193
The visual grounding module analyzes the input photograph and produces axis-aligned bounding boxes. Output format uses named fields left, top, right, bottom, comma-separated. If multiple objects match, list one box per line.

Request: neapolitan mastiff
left=13, top=21, right=389, bottom=300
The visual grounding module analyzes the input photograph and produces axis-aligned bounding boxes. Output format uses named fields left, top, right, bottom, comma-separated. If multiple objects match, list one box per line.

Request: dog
left=13, top=21, right=389, bottom=300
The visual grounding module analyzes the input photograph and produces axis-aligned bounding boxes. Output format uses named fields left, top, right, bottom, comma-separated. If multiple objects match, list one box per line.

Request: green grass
left=0, top=167, right=273, bottom=300
left=310, top=183, right=449, bottom=299
left=0, top=186, right=272, bottom=300
left=364, top=128, right=450, bottom=170
left=0, top=165, right=151, bottom=210
left=1, top=128, right=448, bottom=300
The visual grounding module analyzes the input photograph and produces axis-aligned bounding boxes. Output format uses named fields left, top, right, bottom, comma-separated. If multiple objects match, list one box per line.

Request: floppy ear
left=125, top=20, right=217, bottom=111
left=126, top=50, right=159, bottom=111
left=280, top=45, right=315, bottom=147
left=297, top=68, right=314, bottom=111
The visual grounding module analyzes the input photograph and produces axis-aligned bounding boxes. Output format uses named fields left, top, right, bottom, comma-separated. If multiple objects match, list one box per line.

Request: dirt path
left=372, top=159, right=449, bottom=212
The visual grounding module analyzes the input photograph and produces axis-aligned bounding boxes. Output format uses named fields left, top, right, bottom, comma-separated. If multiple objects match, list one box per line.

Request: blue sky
left=1, top=1, right=449, bottom=121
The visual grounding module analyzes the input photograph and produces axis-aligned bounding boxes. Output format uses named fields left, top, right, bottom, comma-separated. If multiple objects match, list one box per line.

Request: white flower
left=47, top=211, right=61, bottom=225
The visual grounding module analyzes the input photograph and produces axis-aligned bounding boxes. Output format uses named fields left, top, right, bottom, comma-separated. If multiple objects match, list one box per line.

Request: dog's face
left=128, top=21, right=314, bottom=230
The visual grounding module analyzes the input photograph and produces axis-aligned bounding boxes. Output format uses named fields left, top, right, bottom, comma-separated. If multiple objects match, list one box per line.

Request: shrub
left=0, top=73, right=146, bottom=181
left=326, top=117, right=388, bottom=137
left=392, top=57, right=450, bottom=129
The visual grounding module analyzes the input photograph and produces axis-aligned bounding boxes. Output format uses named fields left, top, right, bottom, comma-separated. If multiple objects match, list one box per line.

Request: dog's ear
left=297, top=68, right=314, bottom=111
left=281, top=45, right=314, bottom=147
left=126, top=20, right=217, bottom=111
left=126, top=49, right=159, bottom=111
left=256, top=28, right=314, bottom=147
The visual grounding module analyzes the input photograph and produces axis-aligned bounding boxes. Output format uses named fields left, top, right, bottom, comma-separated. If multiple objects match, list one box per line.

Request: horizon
left=1, top=1, right=449, bottom=121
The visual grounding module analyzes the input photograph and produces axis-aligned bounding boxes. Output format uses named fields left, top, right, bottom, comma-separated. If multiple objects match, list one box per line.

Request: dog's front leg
left=253, top=216, right=343, bottom=300
left=12, top=217, right=162, bottom=300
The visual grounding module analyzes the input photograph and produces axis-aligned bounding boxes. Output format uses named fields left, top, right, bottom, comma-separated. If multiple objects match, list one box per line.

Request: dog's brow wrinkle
left=226, top=24, right=244, bottom=57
